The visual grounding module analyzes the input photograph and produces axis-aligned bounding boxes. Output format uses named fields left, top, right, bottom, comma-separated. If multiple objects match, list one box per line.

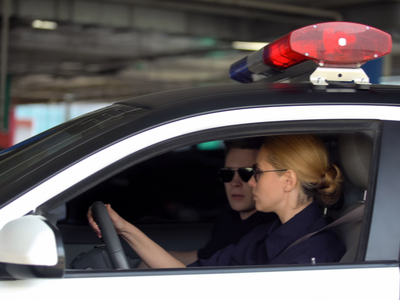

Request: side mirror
left=0, top=216, right=65, bottom=279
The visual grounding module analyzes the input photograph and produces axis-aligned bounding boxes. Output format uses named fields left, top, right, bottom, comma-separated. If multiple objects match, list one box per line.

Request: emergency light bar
left=230, top=22, right=392, bottom=84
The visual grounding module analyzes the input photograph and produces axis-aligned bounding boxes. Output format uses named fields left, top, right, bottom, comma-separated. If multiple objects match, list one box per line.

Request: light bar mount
left=310, top=67, right=371, bottom=86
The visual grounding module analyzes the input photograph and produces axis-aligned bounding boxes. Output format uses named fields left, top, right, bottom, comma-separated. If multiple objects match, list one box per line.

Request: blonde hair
left=261, top=134, right=342, bottom=205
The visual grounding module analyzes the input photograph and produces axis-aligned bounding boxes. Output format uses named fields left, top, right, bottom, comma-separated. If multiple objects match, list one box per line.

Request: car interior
left=58, top=142, right=227, bottom=268
left=46, top=128, right=375, bottom=270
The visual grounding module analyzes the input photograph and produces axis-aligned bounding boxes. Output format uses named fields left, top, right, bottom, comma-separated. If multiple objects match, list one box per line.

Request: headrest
left=338, top=133, right=372, bottom=190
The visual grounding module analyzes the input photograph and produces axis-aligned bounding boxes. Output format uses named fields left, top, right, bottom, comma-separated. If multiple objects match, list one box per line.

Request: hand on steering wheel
left=89, top=201, right=130, bottom=269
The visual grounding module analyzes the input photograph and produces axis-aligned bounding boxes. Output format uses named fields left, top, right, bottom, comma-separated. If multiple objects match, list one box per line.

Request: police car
left=0, top=22, right=399, bottom=299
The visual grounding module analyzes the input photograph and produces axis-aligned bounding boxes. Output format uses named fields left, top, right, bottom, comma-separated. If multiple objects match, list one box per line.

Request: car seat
left=334, top=133, right=372, bottom=263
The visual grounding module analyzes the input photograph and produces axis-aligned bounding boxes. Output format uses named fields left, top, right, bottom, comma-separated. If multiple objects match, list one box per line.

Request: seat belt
left=284, top=203, right=365, bottom=252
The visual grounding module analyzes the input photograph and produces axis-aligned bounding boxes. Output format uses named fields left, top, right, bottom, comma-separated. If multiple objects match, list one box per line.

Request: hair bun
left=315, top=164, right=342, bottom=205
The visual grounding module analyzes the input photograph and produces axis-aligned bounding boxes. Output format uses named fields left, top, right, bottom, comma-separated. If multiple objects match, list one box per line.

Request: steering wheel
left=91, top=201, right=130, bottom=269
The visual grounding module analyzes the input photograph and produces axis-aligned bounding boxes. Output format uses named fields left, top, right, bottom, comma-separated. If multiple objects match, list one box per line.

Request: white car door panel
left=0, top=265, right=398, bottom=300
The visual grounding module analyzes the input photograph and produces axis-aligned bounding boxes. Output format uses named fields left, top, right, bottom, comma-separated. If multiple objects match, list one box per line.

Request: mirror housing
left=0, top=216, right=65, bottom=279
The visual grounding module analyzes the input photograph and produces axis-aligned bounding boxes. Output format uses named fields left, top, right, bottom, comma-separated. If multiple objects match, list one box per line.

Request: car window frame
left=364, top=120, right=400, bottom=262
left=40, top=118, right=384, bottom=274
left=41, top=119, right=380, bottom=216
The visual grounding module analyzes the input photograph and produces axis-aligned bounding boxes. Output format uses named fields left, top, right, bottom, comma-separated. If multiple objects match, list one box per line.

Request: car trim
left=1, top=104, right=400, bottom=229
left=64, top=261, right=399, bottom=278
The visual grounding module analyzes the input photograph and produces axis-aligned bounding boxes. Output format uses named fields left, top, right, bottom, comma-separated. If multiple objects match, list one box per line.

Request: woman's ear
left=283, top=170, right=297, bottom=192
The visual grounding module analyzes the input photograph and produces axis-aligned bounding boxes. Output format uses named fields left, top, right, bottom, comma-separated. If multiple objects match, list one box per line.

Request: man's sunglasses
left=218, top=167, right=254, bottom=183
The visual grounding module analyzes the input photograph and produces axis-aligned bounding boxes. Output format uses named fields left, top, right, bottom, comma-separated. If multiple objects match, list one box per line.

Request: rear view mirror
left=0, top=216, right=65, bottom=279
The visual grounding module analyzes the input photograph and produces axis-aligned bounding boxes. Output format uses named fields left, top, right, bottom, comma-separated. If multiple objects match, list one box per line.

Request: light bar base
left=310, top=67, right=371, bottom=86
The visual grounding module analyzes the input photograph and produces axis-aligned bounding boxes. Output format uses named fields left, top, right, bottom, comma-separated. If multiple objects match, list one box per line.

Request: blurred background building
left=1, top=0, right=400, bottom=147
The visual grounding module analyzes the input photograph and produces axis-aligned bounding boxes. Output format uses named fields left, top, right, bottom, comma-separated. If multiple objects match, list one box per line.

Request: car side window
left=55, top=127, right=377, bottom=270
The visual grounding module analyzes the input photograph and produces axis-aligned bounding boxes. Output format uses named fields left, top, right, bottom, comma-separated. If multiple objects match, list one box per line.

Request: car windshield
left=0, top=104, right=144, bottom=188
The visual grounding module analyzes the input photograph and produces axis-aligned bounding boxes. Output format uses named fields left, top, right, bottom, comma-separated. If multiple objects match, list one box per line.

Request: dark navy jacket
left=198, top=207, right=277, bottom=259
left=188, top=202, right=345, bottom=267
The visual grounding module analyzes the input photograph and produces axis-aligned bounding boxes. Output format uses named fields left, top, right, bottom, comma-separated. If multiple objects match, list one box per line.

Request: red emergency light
left=230, top=22, right=392, bottom=83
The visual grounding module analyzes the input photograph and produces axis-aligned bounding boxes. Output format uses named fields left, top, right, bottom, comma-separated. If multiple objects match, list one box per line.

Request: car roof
left=115, top=82, right=400, bottom=128
left=119, top=82, right=400, bottom=110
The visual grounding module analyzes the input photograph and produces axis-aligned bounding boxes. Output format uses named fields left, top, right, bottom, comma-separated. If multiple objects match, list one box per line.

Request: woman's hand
left=88, top=203, right=186, bottom=268
left=87, top=203, right=127, bottom=238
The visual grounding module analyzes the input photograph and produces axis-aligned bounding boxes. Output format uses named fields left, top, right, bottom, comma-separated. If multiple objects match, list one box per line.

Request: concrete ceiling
left=4, top=0, right=400, bottom=104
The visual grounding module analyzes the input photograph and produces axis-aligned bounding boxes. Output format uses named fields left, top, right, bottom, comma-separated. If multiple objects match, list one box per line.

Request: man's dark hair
left=224, top=137, right=264, bottom=155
